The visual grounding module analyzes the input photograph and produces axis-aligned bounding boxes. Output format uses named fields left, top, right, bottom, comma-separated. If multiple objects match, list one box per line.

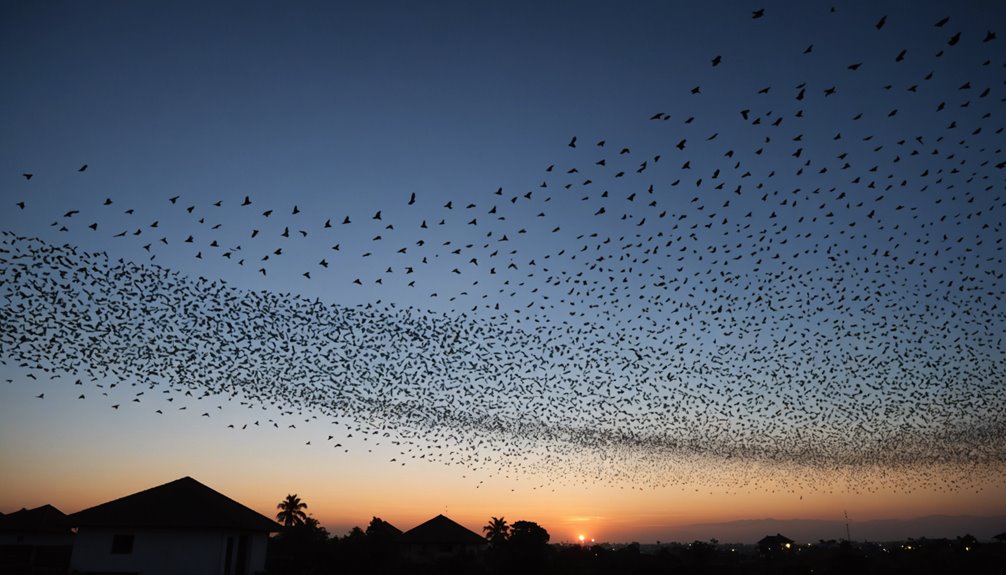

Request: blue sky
left=1, top=0, right=1004, bottom=542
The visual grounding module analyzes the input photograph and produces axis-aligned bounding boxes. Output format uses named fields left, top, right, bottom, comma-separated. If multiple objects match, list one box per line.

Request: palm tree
left=483, top=516, right=510, bottom=546
left=276, top=494, right=308, bottom=527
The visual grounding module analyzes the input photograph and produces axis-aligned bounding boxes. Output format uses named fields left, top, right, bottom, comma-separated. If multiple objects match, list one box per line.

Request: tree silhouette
left=509, top=520, right=549, bottom=547
left=508, top=520, right=551, bottom=567
left=267, top=500, right=327, bottom=575
left=483, top=516, right=510, bottom=546
left=276, top=494, right=308, bottom=527
left=365, top=516, right=400, bottom=540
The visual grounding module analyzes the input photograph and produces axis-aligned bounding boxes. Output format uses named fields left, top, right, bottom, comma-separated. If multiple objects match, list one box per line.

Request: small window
left=111, top=534, right=134, bottom=555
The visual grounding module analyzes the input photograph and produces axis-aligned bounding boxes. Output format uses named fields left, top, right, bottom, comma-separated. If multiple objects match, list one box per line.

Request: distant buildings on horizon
left=2, top=476, right=1004, bottom=574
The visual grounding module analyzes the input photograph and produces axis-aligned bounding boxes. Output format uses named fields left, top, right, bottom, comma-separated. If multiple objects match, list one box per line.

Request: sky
left=1, top=0, right=1005, bottom=543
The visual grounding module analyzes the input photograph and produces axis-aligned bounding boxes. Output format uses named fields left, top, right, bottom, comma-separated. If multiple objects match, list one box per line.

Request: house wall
left=69, top=527, right=268, bottom=575
left=0, top=534, right=74, bottom=574
left=0, top=533, right=73, bottom=546
left=247, top=533, right=268, bottom=574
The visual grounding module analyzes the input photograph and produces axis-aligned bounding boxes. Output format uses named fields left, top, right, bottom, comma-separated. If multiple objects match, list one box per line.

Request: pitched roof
left=401, top=514, right=485, bottom=545
left=758, top=533, right=795, bottom=545
left=0, top=504, right=71, bottom=534
left=68, top=477, right=281, bottom=532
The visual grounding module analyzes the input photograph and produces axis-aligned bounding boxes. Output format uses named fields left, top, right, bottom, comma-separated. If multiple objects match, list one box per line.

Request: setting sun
left=578, top=534, right=585, bottom=543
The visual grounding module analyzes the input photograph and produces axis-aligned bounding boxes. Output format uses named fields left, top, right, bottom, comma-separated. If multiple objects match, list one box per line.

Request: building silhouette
left=67, top=476, right=280, bottom=575
left=0, top=504, right=73, bottom=574
left=400, top=514, right=487, bottom=563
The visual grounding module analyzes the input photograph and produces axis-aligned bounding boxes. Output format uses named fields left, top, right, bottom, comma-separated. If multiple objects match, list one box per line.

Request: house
left=757, top=533, right=795, bottom=555
left=399, top=514, right=487, bottom=563
left=67, top=476, right=280, bottom=575
left=0, top=504, right=74, bottom=574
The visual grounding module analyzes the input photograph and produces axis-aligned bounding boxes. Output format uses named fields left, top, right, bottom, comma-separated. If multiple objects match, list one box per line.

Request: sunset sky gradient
left=2, top=0, right=1004, bottom=543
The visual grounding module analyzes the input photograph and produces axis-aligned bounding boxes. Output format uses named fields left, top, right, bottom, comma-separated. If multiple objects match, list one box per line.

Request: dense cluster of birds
left=3, top=6, right=1005, bottom=492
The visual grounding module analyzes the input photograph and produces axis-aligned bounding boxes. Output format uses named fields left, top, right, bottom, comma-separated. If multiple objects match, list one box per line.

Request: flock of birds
left=2, top=6, right=1005, bottom=493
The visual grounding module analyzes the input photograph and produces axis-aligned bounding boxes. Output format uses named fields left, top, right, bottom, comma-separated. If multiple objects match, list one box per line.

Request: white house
left=67, top=476, right=280, bottom=575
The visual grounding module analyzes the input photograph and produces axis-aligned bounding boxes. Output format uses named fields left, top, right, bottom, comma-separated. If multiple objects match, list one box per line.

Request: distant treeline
left=267, top=518, right=1006, bottom=575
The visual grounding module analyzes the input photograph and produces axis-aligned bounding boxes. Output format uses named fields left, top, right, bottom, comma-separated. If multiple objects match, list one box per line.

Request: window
left=111, top=534, right=134, bottom=555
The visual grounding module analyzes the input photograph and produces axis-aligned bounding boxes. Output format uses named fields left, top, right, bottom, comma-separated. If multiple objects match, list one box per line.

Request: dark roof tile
left=401, top=514, right=485, bottom=545
left=0, top=504, right=71, bottom=534
left=68, top=477, right=280, bottom=532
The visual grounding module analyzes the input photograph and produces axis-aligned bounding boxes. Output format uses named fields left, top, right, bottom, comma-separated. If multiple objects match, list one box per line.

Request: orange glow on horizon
left=2, top=391, right=1005, bottom=544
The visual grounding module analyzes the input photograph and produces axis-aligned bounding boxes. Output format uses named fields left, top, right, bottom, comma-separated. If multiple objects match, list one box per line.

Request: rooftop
left=0, top=504, right=71, bottom=534
left=401, top=514, right=486, bottom=545
left=68, top=476, right=281, bottom=532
